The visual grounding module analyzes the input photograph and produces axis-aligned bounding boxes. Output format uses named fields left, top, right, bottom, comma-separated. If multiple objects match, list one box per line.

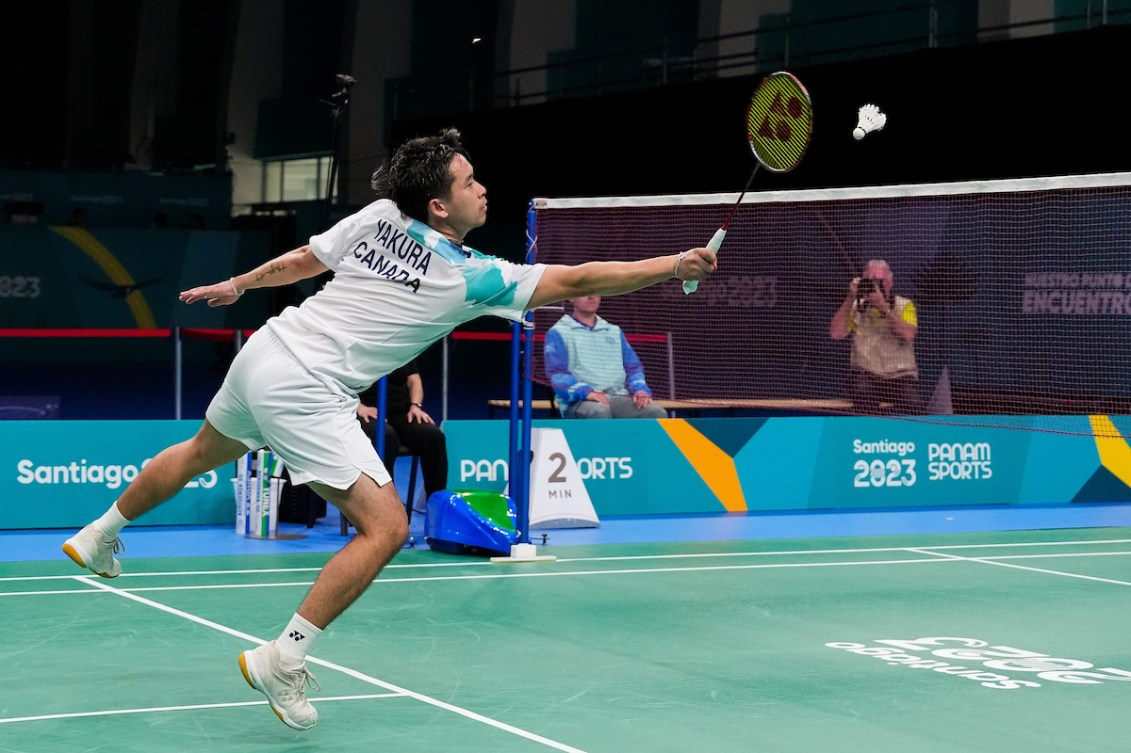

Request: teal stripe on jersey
left=463, top=263, right=518, bottom=306
left=406, top=219, right=467, bottom=263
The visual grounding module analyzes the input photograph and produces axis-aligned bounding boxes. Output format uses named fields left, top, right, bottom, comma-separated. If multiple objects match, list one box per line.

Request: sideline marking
left=8, top=535, right=1131, bottom=583
left=31, top=575, right=591, bottom=753
left=908, top=547, right=1131, bottom=587
left=0, top=694, right=401, bottom=725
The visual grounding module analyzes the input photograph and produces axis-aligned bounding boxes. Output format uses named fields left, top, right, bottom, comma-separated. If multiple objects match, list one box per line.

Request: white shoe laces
left=276, top=663, right=320, bottom=700
left=294, top=665, right=320, bottom=694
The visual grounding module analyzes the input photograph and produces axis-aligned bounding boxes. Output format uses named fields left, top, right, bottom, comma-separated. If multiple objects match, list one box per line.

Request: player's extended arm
left=527, top=248, right=716, bottom=310
left=179, top=245, right=330, bottom=307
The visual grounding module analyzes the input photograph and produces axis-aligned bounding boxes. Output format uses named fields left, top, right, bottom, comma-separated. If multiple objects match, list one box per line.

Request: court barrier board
left=7, top=414, right=1131, bottom=529
left=446, top=415, right=1131, bottom=516
left=1, top=420, right=232, bottom=529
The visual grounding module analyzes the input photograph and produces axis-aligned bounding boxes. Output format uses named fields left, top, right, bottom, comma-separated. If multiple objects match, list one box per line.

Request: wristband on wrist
left=411, top=402, right=423, bottom=408
left=228, top=277, right=243, bottom=297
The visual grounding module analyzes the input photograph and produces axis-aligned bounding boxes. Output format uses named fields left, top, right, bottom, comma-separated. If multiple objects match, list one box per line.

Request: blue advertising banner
left=8, top=414, right=1128, bottom=529
left=445, top=415, right=1131, bottom=516
left=1, top=420, right=232, bottom=528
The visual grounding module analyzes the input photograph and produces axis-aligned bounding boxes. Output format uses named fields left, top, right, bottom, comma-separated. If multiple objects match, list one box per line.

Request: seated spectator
left=357, top=359, right=447, bottom=505
left=544, top=295, right=667, bottom=419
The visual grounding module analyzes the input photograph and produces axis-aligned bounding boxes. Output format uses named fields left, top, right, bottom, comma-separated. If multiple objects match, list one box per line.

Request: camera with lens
left=855, top=276, right=883, bottom=310
left=857, top=277, right=881, bottom=295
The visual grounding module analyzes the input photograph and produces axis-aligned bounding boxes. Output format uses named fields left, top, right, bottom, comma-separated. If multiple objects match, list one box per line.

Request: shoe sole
left=239, top=650, right=316, bottom=731
left=61, top=541, right=117, bottom=579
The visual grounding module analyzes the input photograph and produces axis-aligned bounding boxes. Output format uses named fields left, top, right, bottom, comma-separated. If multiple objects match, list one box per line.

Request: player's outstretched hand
left=675, top=248, right=717, bottom=282
left=179, top=281, right=241, bottom=307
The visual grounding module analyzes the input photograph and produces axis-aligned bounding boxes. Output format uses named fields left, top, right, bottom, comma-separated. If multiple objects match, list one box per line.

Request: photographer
left=829, top=259, right=924, bottom=415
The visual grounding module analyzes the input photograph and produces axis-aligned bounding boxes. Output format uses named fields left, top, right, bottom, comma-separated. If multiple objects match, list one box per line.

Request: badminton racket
left=684, top=71, right=813, bottom=294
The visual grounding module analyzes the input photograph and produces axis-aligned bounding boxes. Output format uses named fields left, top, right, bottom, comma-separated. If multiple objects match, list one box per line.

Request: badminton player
left=61, top=128, right=716, bottom=731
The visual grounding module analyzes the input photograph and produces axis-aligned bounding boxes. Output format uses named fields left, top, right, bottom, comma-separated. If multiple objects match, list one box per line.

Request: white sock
left=91, top=501, right=129, bottom=539
left=276, top=613, right=322, bottom=667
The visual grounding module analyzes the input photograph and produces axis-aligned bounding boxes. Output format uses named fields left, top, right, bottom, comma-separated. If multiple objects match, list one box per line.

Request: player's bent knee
left=354, top=508, right=409, bottom=545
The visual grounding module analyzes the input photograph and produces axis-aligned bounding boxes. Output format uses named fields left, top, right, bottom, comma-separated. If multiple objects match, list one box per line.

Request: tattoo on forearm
left=253, top=263, right=286, bottom=284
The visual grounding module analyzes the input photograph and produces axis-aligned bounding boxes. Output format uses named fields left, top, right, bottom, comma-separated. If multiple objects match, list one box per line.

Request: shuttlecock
left=853, top=104, right=887, bottom=140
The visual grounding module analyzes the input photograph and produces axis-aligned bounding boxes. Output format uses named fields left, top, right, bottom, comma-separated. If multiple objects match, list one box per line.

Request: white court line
left=9, top=544, right=1130, bottom=737
left=31, top=575, right=591, bottom=753
left=553, top=537, right=1131, bottom=563
left=12, top=550, right=1131, bottom=597
left=7, top=536, right=1130, bottom=584
left=8, top=535, right=1131, bottom=596
left=907, top=548, right=1131, bottom=587
left=2, top=557, right=970, bottom=597
left=975, top=551, right=1131, bottom=561
left=0, top=694, right=400, bottom=725
left=0, top=560, right=494, bottom=582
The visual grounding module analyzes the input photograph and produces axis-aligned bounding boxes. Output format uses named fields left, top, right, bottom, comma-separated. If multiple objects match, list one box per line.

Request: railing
left=441, top=330, right=673, bottom=422
left=0, top=328, right=252, bottom=419
left=2, top=327, right=673, bottom=423
left=388, top=2, right=1131, bottom=119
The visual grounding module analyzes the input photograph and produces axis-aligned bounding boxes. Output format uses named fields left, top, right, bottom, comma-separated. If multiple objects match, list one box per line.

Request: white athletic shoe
left=239, top=641, right=320, bottom=730
left=62, top=526, right=123, bottom=578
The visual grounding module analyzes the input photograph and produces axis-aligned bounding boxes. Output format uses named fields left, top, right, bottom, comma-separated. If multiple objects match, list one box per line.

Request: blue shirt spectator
left=544, top=295, right=667, bottom=419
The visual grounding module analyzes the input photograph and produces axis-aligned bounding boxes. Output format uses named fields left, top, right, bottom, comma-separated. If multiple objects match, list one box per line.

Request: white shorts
left=205, top=328, right=391, bottom=490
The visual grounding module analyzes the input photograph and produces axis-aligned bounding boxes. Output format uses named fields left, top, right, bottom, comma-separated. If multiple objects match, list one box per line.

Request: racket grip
left=682, top=227, right=726, bottom=295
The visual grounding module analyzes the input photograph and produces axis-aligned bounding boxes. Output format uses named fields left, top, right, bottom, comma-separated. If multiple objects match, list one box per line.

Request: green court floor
left=4, top=528, right=1131, bottom=752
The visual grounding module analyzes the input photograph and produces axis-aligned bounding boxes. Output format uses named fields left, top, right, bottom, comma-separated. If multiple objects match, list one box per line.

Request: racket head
left=745, top=71, right=813, bottom=173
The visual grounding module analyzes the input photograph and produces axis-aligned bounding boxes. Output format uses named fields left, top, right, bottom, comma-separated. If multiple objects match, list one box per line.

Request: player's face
left=441, top=154, right=487, bottom=239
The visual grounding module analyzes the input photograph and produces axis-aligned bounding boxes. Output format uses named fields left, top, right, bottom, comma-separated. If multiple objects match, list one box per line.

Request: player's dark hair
left=370, top=128, right=469, bottom=222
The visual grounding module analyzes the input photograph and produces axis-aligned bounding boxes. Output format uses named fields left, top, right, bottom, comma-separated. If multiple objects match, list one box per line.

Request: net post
left=172, top=325, right=182, bottom=419
left=508, top=319, right=526, bottom=543
left=375, top=376, right=387, bottom=458
left=517, top=200, right=541, bottom=546
left=519, top=316, right=535, bottom=545
left=494, top=200, right=557, bottom=562
left=508, top=202, right=538, bottom=549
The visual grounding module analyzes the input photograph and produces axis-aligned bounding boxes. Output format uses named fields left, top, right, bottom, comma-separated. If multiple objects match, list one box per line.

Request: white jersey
left=265, top=199, right=546, bottom=395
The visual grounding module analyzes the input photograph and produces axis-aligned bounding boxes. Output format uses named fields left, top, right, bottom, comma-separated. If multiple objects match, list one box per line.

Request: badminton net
left=526, top=173, right=1131, bottom=435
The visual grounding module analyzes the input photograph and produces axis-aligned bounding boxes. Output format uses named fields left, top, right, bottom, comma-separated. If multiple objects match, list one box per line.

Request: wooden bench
left=486, top=397, right=854, bottom=418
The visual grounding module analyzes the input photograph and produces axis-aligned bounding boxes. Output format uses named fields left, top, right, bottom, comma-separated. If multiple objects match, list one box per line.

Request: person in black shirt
left=356, top=359, right=447, bottom=504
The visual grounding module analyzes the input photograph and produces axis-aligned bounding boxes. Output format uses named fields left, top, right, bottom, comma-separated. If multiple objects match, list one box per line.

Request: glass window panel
left=264, top=161, right=282, bottom=203
left=320, top=157, right=335, bottom=200
left=282, top=158, right=320, bottom=201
